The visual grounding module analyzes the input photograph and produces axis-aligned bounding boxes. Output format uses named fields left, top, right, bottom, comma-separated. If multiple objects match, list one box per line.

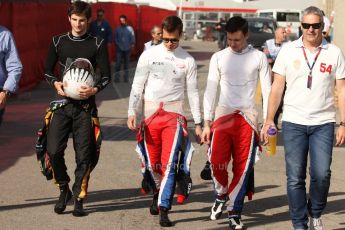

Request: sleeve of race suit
left=44, top=38, right=59, bottom=87
left=128, top=51, right=150, bottom=117
left=258, top=51, right=272, bottom=120
left=186, top=56, right=202, bottom=124
left=95, top=37, right=110, bottom=92
left=203, top=53, right=220, bottom=121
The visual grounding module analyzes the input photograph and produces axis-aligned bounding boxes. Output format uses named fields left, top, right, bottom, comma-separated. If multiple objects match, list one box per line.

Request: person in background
left=88, top=8, right=112, bottom=45
left=114, top=15, right=135, bottom=83
left=321, top=10, right=331, bottom=42
left=144, top=25, right=162, bottom=51
left=263, top=27, right=288, bottom=67
left=0, top=25, right=22, bottom=126
left=261, top=6, right=345, bottom=230
left=127, top=15, right=202, bottom=227
left=263, top=26, right=288, bottom=128
left=202, top=16, right=271, bottom=230
left=286, top=22, right=293, bottom=34
left=260, top=23, right=273, bottom=33
left=215, top=18, right=227, bottom=50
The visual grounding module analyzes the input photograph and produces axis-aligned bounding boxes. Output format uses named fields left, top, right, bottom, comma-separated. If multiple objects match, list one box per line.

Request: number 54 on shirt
left=320, top=63, right=332, bottom=74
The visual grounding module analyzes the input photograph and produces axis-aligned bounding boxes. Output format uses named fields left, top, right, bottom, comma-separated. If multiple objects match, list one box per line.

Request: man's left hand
left=335, top=126, right=345, bottom=146
left=0, top=91, right=8, bottom=109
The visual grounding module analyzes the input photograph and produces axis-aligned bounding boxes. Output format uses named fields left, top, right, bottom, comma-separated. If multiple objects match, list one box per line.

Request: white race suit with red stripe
left=128, top=44, right=202, bottom=209
left=203, top=45, right=271, bottom=213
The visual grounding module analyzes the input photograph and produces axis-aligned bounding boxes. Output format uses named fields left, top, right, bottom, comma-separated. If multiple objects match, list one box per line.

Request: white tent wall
left=95, top=0, right=320, bottom=11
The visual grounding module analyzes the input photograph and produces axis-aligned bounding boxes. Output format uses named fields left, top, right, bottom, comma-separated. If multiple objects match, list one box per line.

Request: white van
left=257, top=9, right=302, bottom=39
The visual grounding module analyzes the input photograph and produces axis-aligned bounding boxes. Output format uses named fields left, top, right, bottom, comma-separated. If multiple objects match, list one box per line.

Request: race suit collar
left=68, top=32, right=90, bottom=41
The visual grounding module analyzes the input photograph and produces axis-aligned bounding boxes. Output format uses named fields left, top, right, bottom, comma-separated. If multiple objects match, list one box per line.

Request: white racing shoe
left=210, top=197, right=227, bottom=220
left=229, top=216, right=244, bottom=230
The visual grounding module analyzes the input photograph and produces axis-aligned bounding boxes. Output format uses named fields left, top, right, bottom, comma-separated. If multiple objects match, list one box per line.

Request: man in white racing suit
left=202, top=16, right=271, bottom=230
left=127, top=16, right=202, bottom=227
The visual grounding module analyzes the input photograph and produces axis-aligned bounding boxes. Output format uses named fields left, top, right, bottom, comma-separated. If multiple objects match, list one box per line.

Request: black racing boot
left=159, top=207, right=173, bottom=227
left=140, top=173, right=152, bottom=195
left=200, top=161, right=212, bottom=180
left=54, top=184, right=72, bottom=214
left=72, top=197, right=86, bottom=217
left=149, top=192, right=159, bottom=215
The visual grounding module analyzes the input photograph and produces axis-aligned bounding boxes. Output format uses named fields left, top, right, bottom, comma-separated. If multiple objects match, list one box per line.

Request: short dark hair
left=68, top=1, right=91, bottom=19
left=162, top=15, right=183, bottom=35
left=97, top=9, right=105, bottom=15
left=119, top=15, right=127, bottom=20
left=225, top=16, right=248, bottom=35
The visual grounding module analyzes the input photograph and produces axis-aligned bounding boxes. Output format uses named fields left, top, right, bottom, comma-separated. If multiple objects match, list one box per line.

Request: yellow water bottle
left=266, top=127, right=277, bottom=156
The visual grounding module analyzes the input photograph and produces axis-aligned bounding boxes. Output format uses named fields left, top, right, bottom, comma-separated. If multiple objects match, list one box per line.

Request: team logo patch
left=293, top=59, right=301, bottom=70
left=152, top=61, right=164, bottom=66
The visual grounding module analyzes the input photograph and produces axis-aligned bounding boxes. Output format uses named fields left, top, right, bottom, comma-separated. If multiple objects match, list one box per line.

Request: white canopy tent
left=95, top=0, right=320, bottom=11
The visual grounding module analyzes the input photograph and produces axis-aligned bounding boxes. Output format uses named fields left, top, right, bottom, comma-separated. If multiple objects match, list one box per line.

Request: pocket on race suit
left=90, top=115, right=102, bottom=171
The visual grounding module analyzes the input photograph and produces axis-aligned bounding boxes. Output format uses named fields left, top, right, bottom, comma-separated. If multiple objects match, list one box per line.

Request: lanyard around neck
left=302, top=47, right=322, bottom=89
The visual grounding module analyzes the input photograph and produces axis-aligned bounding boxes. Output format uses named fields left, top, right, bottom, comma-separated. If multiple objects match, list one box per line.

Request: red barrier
left=0, top=2, right=12, bottom=28
left=0, top=1, right=175, bottom=92
left=0, top=1, right=69, bottom=92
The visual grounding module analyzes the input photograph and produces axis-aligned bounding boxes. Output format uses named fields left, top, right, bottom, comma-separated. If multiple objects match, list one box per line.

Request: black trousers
left=47, top=103, right=95, bottom=199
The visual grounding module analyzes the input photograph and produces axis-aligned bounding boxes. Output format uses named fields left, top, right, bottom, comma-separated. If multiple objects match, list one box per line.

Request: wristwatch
left=195, top=120, right=203, bottom=127
left=339, top=121, right=345, bottom=127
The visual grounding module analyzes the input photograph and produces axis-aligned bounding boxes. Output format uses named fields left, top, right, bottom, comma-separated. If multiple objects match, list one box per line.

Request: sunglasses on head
left=301, top=23, right=322, bottom=30
left=162, top=38, right=179, bottom=44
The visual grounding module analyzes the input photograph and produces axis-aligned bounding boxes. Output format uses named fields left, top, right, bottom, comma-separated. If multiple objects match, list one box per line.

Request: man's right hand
left=201, top=122, right=212, bottom=145
left=260, top=120, right=276, bottom=145
left=194, top=125, right=203, bottom=145
left=127, top=115, right=137, bottom=130
left=54, top=81, right=66, bottom=97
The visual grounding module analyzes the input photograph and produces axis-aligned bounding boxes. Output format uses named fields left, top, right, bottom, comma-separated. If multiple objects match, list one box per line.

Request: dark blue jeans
left=282, top=121, right=334, bottom=229
left=115, top=50, right=130, bottom=82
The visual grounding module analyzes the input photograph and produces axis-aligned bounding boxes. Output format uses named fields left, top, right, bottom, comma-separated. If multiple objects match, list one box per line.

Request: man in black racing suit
left=44, top=1, right=110, bottom=217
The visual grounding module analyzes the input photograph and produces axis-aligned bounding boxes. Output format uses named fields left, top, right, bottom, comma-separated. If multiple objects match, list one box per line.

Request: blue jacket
left=114, top=25, right=135, bottom=51
left=88, top=20, right=113, bottom=44
left=0, top=26, right=22, bottom=92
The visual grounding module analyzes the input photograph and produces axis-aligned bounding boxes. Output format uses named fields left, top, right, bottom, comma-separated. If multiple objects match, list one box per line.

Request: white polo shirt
left=323, top=16, right=331, bottom=33
left=264, top=39, right=288, bottom=61
left=273, top=36, right=345, bottom=125
left=144, top=40, right=162, bottom=51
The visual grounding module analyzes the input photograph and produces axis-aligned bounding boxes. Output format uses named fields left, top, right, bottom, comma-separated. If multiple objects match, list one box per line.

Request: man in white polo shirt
left=261, top=6, right=345, bottom=230
left=202, top=16, right=271, bottom=230
left=144, top=25, right=162, bottom=51
left=263, top=26, right=288, bottom=68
